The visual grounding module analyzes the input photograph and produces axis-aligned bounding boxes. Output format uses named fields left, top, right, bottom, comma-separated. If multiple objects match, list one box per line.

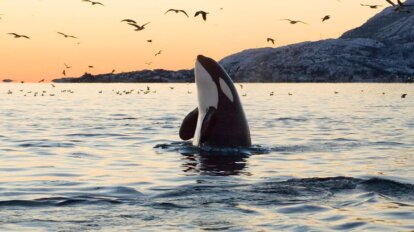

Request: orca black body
left=179, top=55, right=251, bottom=148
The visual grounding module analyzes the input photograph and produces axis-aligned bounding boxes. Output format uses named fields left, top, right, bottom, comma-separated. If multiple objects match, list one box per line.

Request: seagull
left=57, top=32, right=77, bottom=39
left=280, top=19, right=307, bottom=25
left=267, top=38, right=275, bottom=44
left=164, top=9, right=189, bottom=17
left=8, top=33, right=30, bottom=39
left=82, top=0, right=104, bottom=6
left=128, top=22, right=150, bottom=31
left=154, top=50, right=162, bottom=56
left=397, top=0, right=406, bottom=6
left=121, top=19, right=137, bottom=24
left=386, top=0, right=396, bottom=6
left=64, top=63, right=72, bottom=69
left=194, top=11, right=209, bottom=21
left=360, top=4, right=382, bottom=9
left=322, top=15, right=331, bottom=22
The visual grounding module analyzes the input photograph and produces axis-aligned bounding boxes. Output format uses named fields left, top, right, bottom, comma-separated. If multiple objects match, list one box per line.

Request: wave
left=0, top=196, right=122, bottom=208
left=153, top=177, right=414, bottom=204
left=1, top=177, right=412, bottom=210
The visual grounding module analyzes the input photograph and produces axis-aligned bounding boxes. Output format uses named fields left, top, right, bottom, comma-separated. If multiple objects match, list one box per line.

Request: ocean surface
left=0, top=83, right=413, bottom=231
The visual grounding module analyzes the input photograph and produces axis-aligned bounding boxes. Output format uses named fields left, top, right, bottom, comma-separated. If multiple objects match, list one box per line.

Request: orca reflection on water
left=179, top=55, right=251, bottom=148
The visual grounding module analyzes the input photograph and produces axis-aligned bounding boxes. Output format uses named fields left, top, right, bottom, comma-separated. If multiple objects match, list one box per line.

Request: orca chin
left=179, top=55, right=251, bottom=148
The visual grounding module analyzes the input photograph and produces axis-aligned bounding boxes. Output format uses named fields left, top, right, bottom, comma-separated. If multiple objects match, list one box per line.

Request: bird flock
left=1, top=0, right=412, bottom=83
left=2, top=83, right=409, bottom=100
left=2, top=1, right=217, bottom=82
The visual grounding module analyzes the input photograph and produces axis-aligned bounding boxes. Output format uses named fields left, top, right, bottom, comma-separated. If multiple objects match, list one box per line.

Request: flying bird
left=147, top=39, right=152, bottom=43
left=121, top=19, right=137, bottom=24
left=62, top=70, right=66, bottom=76
left=128, top=22, right=150, bottom=31
left=360, top=4, right=382, bottom=9
left=322, top=15, right=331, bottom=22
left=8, top=33, right=30, bottom=39
left=280, top=19, right=307, bottom=24
left=154, top=50, right=162, bottom=56
left=64, top=63, right=72, bottom=69
left=88, top=65, right=94, bottom=68
left=145, top=62, right=153, bottom=65
left=194, top=11, right=209, bottom=21
left=386, top=0, right=396, bottom=6
left=57, top=32, right=77, bottom=39
left=164, top=9, right=189, bottom=17
left=38, top=79, right=45, bottom=83
left=397, top=0, right=406, bottom=6
left=111, top=69, right=115, bottom=74
left=401, top=93, right=407, bottom=98
left=267, top=38, right=275, bottom=44
left=82, top=0, right=104, bottom=6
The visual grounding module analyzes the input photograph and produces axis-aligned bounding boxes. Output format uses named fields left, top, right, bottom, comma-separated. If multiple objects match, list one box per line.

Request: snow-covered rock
left=220, top=2, right=414, bottom=82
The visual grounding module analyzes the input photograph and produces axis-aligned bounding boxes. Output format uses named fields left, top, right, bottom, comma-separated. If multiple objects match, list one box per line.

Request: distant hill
left=53, top=69, right=193, bottom=83
left=220, top=0, right=414, bottom=82
left=53, top=2, right=414, bottom=83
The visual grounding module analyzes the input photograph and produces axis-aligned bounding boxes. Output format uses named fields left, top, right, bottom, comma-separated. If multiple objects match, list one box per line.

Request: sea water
left=0, top=83, right=413, bottom=231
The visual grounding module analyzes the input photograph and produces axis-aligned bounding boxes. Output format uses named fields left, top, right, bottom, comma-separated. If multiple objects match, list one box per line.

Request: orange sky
left=0, top=0, right=386, bottom=82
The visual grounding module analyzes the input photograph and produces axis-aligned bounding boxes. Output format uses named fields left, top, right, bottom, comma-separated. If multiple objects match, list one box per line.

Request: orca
left=179, top=55, right=251, bottom=148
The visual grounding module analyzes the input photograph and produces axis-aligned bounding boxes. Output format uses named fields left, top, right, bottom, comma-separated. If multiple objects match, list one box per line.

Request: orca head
left=195, top=55, right=236, bottom=111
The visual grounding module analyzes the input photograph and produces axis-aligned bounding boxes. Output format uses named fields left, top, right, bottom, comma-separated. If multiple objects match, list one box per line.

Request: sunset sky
left=1, top=0, right=387, bottom=82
